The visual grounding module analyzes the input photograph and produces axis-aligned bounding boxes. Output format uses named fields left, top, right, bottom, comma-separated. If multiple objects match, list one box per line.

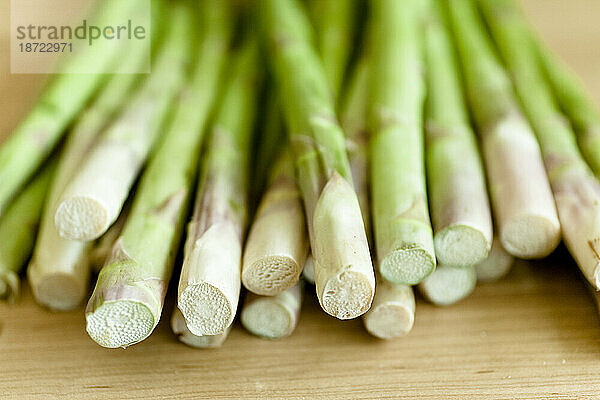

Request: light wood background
left=2, top=1, right=600, bottom=399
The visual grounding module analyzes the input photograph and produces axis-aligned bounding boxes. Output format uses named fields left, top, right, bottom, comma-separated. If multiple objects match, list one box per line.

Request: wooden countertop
left=2, top=1, right=600, bottom=399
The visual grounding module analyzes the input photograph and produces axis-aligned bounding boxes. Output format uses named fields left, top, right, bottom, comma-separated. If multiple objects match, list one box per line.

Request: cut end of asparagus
left=171, top=308, right=230, bottom=348
left=418, top=265, right=476, bottom=306
left=0, top=270, right=20, bottom=302
left=476, top=238, right=514, bottom=282
left=55, top=195, right=108, bottom=241
left=241, top=298, right=294, bottom=339
left=380, top=247, right=435, bottom=285
left=86, top=300, right=154, bottom=349
left=363, top=302, right=415, bottom=339
left=242, top=256, right=300, bottom=296
left=434, top=225, right=490, bottom=268
left=178, top=282, right=233, bottom=336
left=321, top=271, right=373, bottom=320
left=500, top=214, right=560, bottom=259
left=30, top=272, right=85, bottom=310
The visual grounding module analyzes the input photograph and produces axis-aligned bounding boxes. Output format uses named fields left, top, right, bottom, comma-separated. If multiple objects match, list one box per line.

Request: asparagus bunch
left=0, top=161, right=54, bottom=302
left=447, top=0, right=561, bottom=259
left=86, top=2, right=231, bottom=348
left=260, top=0, right=374, bottom=319
left=478, top=0, right=600, bottom=289
left=425, top=0, right=492, bottom=269
left=177, top=39, right=261, bottom=336
left=369, top=0, right=435, bottom=285
left=27, top=13, right=156, bottom=310
left=0, top=0, right=147, bottom=215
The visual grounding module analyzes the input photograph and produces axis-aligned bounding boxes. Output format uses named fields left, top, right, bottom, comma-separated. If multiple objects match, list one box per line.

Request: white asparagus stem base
left=302, top=254, right=315, bottom=285
left=553, top=171, right=600, bottom=288
left=55, top=142, right=140, bottom=241
left=476, top=236, right=514, bottom=282
left=178, top=222, right=242, bottom=336
left=171, top=308, right=230, bottom=348
left=434, top=225, right=490, bottom=269
left=312, top=173, right=375, bottom=319
left=85, top=282, right=161, bottom=349
left=482, top=113, right=560, bottom=259
left=418, top=264, right=476, bottom=306
left=362, top=279, right=415, bottom=339
left=242, top=172, right=308, bottom=296
left=241, top=282, right=302, bottom=339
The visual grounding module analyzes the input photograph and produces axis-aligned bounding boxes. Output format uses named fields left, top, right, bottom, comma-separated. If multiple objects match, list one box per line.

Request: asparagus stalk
left=418, top=264, right=477, bottom=306
left=240, top=281, right=303, bottom=339
left=53, top=5, right=190, bottom=242
left=0, top=162, right=54, bottom=302
left=478, top=0, right=600, bottom=289
left=476, top=235, right=514, bottom=283
left=26, top=4, right=159, bottom=310
left=308, top=0, right=355, bottom=100
left=260, top=0, right=374, bottom=320
left=88, top=203, right=130, bottom=274
left=177, top=40, right=261, bottom=337
left=424, top=1, right=492, bottom=268
left=0, top=0, right=146, bottom=215
left=242, top=149, right=308, bottom=296
left=368, top=0, right=435, bottom=285
left=447, top=0, right=560, bottom=259
left=362, top=277, right=415, bottom=339
left=536, top=44, right=600, bottom=177
left=171, top=308, right=231, bottom=349
left=340, top=56, right=371, bottom=234
left=86, top=3, right=231, bottom=348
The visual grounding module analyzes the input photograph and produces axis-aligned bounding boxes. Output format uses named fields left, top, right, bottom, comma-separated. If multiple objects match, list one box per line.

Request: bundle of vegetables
left=2, top=0, right=600, bottom=349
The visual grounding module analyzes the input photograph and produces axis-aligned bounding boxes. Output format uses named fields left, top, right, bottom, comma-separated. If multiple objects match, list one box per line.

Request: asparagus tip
left=178, top=283, right=233, bottom=336
left=55, top=195, right=108, bottom=241
left=86, top=299, right=155, bottom=349
left=320, top=271, right=373, bottom=320
left=363, top=302, right=414, bottom=339
left=380, top=247, right=435, bottom=285
left=242, top=255, right=301, bottom=296
left=434, top=225, right=490, bottom=268
left=500, top=214, right=560, bottom=259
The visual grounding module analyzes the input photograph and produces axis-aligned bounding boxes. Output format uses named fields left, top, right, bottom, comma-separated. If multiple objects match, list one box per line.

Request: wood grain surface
left=2, top=1, right=600, bottom=399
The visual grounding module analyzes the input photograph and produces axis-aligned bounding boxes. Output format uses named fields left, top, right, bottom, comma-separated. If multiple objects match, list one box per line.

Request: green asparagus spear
left=0, top=162, right=54, bottom=302
left=369, top=0, right=435, bottom=285
left=260, top=0, right=374, bottom=320
left=425, top=0, right=492, bottom=268
left=177, top=39, right=261, bottom=337
left=447, top=0, right=560, bottom=259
